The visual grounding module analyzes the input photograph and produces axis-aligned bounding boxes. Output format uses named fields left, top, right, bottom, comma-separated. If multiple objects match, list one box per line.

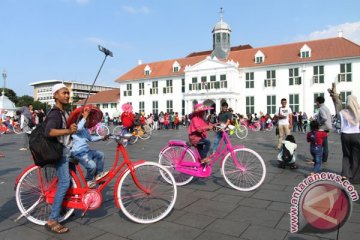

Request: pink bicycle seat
left=168, top=140, right=187, bottom=146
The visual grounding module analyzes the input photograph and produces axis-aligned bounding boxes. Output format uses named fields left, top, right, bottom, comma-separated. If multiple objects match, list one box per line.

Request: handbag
left=29, top=108, right=64, bottom=167
left=275, top=126, right=279, bottom=136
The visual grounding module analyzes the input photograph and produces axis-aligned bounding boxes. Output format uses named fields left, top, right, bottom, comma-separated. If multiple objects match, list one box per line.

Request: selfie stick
left=75, top=45, right=113, bottom=123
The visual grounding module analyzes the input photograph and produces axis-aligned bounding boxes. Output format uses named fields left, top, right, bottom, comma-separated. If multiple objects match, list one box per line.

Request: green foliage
left=0, top=88, right=18, bottom=104
left=16, top=95, right=34, bottom=107
left=32, top=101, right=49, bottom=110
left=72, top=94, right=81, bottom=104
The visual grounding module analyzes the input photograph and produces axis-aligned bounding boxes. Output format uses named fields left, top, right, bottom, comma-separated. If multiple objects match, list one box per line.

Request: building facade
left=30, top=80, right=117, bottom=107
left=115, top=17, right=360, bottom=117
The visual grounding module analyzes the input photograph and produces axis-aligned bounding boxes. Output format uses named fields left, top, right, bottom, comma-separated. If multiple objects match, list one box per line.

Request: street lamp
left=2, top=69, right=7, bottom=95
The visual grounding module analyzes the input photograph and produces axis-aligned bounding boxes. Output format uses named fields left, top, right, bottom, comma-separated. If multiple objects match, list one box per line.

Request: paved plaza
left=0, top=127, right=359, bottom=240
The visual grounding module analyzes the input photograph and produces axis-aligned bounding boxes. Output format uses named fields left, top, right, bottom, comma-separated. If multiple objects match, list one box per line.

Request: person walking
left=275, top=98, right=293, bottom=150
left=18, top=106, right=33, bottom=151
left=210, top=102, right=232, bottom=154
left=339, top=95, right=360, bottom=183
left=315, top=96, right=332, bottom=163
left=44, top=83, right=77, bottom=233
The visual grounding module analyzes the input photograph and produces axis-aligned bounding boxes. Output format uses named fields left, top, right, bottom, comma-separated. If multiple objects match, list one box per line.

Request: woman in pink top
left=188, top=103, right=214, bottom=163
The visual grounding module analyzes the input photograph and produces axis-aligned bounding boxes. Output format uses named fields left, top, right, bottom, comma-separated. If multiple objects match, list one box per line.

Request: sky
left=1, top=0, right=360, bottom=97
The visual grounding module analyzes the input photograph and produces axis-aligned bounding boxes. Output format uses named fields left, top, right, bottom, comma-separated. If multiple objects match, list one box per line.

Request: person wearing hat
left=188, top=103, right=214, bottom=163
left=70, top=107, right=109, bottom=189
left=120, top=103, right=134, bottom=131
left=44, top=83, right=77, bottom=234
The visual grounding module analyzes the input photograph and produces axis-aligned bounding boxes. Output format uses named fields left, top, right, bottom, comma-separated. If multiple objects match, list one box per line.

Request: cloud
left=294, top=21, right=360, bottom=44
left=122, top=5, right=150, bottom=14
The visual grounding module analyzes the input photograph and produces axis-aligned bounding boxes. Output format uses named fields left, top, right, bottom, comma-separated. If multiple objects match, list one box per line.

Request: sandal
left=45, top=221, right=69, bottom=234
left=200, top=157, right=211, bottom=164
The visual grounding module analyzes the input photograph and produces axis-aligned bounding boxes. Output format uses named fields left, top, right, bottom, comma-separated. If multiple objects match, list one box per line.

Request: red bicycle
left=14, top=134, right=177, bottom=225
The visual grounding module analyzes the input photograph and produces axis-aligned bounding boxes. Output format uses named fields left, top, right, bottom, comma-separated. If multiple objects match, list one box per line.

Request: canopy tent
left=0, top=95, right=17, bottom=117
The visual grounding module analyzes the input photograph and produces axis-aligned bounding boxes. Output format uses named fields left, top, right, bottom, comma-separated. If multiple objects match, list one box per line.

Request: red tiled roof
left=74, top=89, right=120, bottom=105
left=115, top=37, right=360, bottom=82
left=231, top=37, right=360, bottom=67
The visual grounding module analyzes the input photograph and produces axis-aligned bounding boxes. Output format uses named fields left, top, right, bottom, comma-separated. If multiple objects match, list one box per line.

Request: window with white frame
left=181, top=78, right=185, bottom=93
left=182, top=100, right=185, bottom=116
left=340, top=91, right=352, bottom=108
left=166, top=100, right=173, bottom=113
left=172, top=61, right=180, bottom=73
left=139, top=82, right=144, bottom=95
left=246, top=96, right=255, bottom=114
left=313, top=65, right=324, bottom=84
left=150, top=81, right=158, bottom=95
left=255, top=50, right=265, bottom=64
left=289, top=94, right=299, bottom=113
left=220, top=74, right=227, bottom=88
left=245, top=72, right=254, bottom=88
left=189, top=77, right=198, bottom=91
left=144, top=65, right=151, bottom=76
left=152, top=101, right=158, bottom=114
left=123, top=84, right=132, bottom=96
left=163, top=79, right=173, bottom=94
left=201, top=76, right=207, bottom=90
left=102, top=103, right=108, bottom=109
left=300, top=44, right=311, bottom=58
left=339, top=63, right=352, bottom=82
left=111, top=103, right=117, bottom=108
left=266, top=95, right=276, bottom=114
left=139, top=101, right=144, bottom=113
left=289, top=68, right=301, bottom=85
left=264, top=70, right=276, bottom=87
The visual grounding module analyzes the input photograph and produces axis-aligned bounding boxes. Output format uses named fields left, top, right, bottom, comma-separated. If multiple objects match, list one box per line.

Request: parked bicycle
left=262, top=120, right=274, bottom=131
left=240, top=119, right=261, bottom=132
left=15, top=133, right=177, bottom=225
left=159, top=126, right=266, bottom=191
left=89, top=122, right=109, bottom=137
left=113, top=124, right=152, bottom=144
left=229, top=118, right=248, bottom=139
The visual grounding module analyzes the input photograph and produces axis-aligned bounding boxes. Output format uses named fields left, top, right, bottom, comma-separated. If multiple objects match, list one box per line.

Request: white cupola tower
left=211, top=8, right=231, bottom=59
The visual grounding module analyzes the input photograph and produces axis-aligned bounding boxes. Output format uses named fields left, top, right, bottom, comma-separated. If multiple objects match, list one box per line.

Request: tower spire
left=219, top=7, right=224, bottom=21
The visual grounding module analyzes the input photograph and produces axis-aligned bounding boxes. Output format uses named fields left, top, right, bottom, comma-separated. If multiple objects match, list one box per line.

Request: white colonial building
left=30, top=80, right=117, bottom=107
left=115, top=16, right=360, bottom=117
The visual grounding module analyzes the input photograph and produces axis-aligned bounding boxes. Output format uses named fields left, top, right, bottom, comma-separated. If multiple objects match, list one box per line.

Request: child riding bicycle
left=71, top=107, right=109, bottom=188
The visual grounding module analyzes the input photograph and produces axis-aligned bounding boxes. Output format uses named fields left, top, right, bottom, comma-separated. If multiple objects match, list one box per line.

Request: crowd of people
left=1, top=82, right=359, bottom=234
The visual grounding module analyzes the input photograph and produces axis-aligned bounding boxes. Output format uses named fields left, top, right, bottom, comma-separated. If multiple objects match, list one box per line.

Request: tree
left=16, top=95, right=34, bottom=107
left=0, top=88, right=18, bottom=104
left=32, top=101, right=48, bottom=110
left=327, top=83, right=343, bottom=115
left=72, top=94, right=81, bottom=104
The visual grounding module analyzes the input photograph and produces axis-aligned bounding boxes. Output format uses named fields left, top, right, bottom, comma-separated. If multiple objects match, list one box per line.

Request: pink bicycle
left=159, top=126, right=266, bottom=191
left=240, top=119, right=261, bottom=132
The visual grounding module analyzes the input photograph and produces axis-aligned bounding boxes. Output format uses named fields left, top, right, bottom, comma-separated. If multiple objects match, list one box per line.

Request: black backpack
left=29, top=108, right=64, bottom=167
left=281, top=144, right=293, bottom=162
left=26, top=117, right=36, bottom=128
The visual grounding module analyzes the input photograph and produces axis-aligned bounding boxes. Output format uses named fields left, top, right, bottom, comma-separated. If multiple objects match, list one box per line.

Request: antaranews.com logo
left=290, top=172, right=359, bottom=233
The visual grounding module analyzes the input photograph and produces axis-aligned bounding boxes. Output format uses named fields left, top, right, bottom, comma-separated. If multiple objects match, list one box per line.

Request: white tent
left=0, top=94, right=17, bottom=117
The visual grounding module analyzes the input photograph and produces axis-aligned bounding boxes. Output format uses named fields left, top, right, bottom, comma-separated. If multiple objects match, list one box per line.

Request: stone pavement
left=0, top=127, right=359, bottom=240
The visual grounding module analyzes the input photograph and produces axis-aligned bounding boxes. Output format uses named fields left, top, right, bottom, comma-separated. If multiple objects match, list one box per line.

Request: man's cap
left=52, top=83, right=67, bottom=96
